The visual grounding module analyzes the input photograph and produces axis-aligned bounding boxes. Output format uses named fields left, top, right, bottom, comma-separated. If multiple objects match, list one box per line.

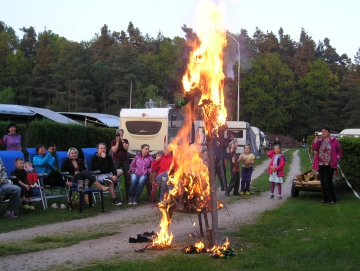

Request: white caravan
left=340, top=129, right=360, bottom=138
left=120, top=107, right=187, bottom=157
left=194, top=120, right=260, bottom=158
left=251, top=126, right=261, bottom=154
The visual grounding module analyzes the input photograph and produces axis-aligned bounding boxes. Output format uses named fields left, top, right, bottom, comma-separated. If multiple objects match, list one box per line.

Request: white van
left=120, top=108, right=187, bottom=157
left=340, top=129, right=360, bottom=138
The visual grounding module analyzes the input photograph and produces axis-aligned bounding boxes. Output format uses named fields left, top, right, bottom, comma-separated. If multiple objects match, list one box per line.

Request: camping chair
left=81, top=148, right=123, bottom=202
left=150, top=171, right=161, bottom=203
left=26, top=148, right=37, bottom=162
left=0, top=151, right=46, bottom=210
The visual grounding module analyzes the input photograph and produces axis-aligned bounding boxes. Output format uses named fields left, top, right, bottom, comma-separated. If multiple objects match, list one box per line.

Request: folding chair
left=81, top=148, right=123, bottom=202
left=0, top=151, right=46, bottom=210
left=26, top=148, right=37, bottom=162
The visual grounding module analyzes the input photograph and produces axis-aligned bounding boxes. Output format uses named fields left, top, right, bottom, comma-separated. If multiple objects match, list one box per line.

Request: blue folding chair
left=81, top=147, right=123, bottom=201
left=0, top=151, right=46, bottom=210
left=26, top=148, right=37, bottom=163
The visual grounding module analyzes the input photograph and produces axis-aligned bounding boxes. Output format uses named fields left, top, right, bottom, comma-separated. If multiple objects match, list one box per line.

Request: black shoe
left=224, top=192, right=230, bottom=197
left=112, top=198, right=122, bottom=206
left=233, top=193, right=240, bottom=196
left=103, top=178, right=112, bottom=185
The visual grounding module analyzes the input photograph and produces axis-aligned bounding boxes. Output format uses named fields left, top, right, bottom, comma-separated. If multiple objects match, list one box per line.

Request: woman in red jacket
left=267, top=144, right=286, bottom=200
left=152, top=146, right=173, bottom=201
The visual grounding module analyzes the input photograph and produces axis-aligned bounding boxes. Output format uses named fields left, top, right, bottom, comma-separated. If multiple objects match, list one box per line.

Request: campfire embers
left=183, top=238, right=237, bottom=259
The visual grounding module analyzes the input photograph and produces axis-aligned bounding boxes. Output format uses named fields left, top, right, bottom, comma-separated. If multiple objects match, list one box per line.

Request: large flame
left=151, top=0, right=227, bottom=248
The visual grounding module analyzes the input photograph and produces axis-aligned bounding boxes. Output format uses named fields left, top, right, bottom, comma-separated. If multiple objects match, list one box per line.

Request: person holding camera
left=312, top=127, right=342, bottom=204
left=111, top=129, right=130, bottom=193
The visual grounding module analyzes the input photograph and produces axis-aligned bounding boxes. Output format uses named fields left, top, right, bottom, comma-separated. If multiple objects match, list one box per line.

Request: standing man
left=111, top=129, right=130, bottom=197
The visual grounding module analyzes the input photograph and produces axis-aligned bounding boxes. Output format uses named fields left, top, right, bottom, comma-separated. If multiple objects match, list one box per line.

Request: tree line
left=0, top=20, right=359, bottom=139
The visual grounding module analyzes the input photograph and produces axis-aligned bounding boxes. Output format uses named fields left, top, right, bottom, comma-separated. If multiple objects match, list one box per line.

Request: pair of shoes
left=60, top=204, right=66, bottom=209
left=4, top=211, right=18, bottom=219
left=240, top=191, right=245, bottom=195
left=51, top=203, right=58, bottom=209
left=132, top=197, right=138, bottom=205
left=103, top=178, right=112, bottom=186
left=112, top=198, right=122, bottom=206
left=28, top=205, right=35, bottom=210
left=224, top=192, right=230, bottom=197
left=245, top=191, right=251, bottom=195
left=268, top=195, right=274, bottom=199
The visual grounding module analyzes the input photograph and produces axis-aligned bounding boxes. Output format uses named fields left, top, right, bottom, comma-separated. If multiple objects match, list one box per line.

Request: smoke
left=224, top=38, right=239, bottom=79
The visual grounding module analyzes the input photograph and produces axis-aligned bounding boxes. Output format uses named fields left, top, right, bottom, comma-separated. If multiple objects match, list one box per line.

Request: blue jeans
left=0, top=184, right=21, bottom=213
left=129, top=173, right=149, bottom=199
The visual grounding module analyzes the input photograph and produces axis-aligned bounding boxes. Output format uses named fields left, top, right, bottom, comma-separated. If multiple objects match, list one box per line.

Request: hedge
left=338, top=137, right=360, bottom=190
left=1, top=120, right=117, bottom=157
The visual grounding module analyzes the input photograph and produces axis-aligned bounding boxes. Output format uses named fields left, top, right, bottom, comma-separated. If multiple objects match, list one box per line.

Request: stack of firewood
left=294, top=169, right=321, bottom=187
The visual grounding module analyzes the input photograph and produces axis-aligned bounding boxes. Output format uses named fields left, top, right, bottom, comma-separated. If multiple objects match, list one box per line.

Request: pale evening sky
left=1, top=0, right=359, bottom=60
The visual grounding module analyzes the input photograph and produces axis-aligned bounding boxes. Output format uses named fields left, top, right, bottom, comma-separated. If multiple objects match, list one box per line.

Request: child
left=267, top=145, right=286, bottom=200
left=24, top=162, right=39, bottom=188
left=11, top=158, right=35, bottom=210
left=239, top=145, right=255, bottom=195
left=225, top=138, right=240, bottom=196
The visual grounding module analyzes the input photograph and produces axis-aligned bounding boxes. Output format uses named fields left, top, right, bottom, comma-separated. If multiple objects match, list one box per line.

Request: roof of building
left=58, top=112, right=120, bottom=127
left=0, top=104, right=79, bottom=124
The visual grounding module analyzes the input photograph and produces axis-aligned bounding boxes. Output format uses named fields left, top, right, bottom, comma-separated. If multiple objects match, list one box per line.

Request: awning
left=0, top=104, right=36, bottom=116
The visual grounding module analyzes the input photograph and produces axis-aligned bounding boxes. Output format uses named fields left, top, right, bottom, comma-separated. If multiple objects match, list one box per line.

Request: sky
left=1, top=0, right=359, bottom=59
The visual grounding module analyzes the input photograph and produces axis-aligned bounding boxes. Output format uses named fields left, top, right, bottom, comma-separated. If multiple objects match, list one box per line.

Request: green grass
left=0, top=230, right=118, bottom=256
left=298, top=148, right=313, bottom=173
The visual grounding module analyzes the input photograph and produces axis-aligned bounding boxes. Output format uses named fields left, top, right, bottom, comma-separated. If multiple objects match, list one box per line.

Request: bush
left=338, top=137, right=360, bottom=190
left=0, top=120, right=117, bottom=154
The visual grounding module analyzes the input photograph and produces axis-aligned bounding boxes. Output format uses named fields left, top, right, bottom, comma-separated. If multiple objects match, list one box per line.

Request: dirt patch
left=0, top=151, right=300, bottom=271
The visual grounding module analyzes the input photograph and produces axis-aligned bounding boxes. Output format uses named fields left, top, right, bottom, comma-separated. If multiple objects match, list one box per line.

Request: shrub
left=338, top=137, right=360, bottom=190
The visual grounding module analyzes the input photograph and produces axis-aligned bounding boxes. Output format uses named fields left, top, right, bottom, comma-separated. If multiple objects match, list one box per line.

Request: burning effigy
left=146, top=1, right=236, bottom=257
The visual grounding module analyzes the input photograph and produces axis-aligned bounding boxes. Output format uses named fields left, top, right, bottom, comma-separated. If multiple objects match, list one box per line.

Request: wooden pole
left=206, top=135, right=220, bottom=246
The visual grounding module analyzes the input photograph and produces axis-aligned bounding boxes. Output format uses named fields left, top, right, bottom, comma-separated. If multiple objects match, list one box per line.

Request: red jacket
left=312, top=137, right=342, bottom=170
left=267, top=150, right=286, bottom=177
left=152, top=154, right=173, bottom=176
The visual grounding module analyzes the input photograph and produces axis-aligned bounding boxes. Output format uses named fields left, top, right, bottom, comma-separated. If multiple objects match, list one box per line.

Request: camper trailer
left=120, top=107, right=187, bottom=157
left=251, top=126, right=261, bottom=154
left=340, top=129, right=360, bottom=138
left=194, top=120, right=260, bottom=158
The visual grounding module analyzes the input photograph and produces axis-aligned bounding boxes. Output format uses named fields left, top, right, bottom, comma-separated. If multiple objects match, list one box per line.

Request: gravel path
left=1, top=150, right=300, bottom=271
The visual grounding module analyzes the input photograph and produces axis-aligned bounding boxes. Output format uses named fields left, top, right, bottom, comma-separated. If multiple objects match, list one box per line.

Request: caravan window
left=228, top=130, right=244, bottom=139
left=126, top=121, right=162, bottom=135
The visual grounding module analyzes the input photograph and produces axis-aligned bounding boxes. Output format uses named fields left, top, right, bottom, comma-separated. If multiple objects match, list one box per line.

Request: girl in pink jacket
left=267, top=145, right=286, bottom=200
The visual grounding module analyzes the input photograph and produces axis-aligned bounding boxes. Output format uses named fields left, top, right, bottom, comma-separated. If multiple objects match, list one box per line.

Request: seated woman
left=151, top=145, right=174, bottom=201
left=129, top=144, right=154, bottom=205
left=61, top=147, right=109, bottom=192
left=33, top=144, right=71, bottom=187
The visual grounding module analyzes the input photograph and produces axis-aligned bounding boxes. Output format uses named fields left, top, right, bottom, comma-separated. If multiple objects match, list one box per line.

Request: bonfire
left=148, top=1, right=234, bottom=256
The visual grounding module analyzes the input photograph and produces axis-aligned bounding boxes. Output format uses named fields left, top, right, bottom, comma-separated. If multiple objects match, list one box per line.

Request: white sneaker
left=51, top=203, right=58, bottom=209
left=60, top=204, right=66, bottom=209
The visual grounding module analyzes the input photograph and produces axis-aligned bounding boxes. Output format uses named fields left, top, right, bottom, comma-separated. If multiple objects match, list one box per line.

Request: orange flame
left=151, top=0, right=227, bottom=248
